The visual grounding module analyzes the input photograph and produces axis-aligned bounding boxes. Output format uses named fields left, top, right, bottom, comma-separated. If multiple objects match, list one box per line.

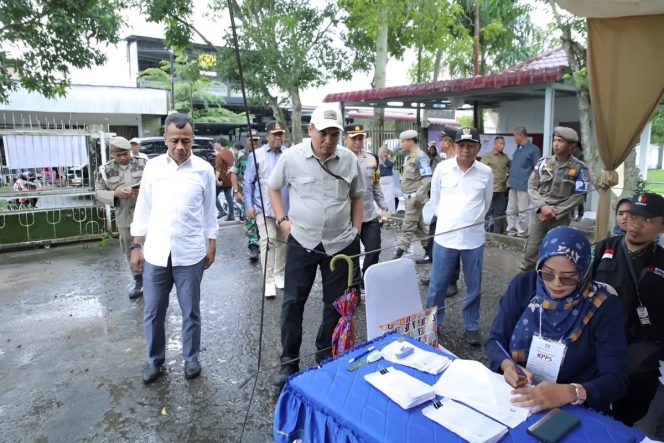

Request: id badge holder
left=525, top=334, right=568, bottom=383
left=637, top=305, right=652, bottom=326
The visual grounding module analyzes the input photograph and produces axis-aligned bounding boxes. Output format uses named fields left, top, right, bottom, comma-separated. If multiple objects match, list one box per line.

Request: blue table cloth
left=274, top=331, right=645, bottom=443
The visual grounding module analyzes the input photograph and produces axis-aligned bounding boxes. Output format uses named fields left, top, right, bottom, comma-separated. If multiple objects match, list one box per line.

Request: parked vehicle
left=138, top=136, right=216, bottom=163
left=67, top=165, right=90, bottom=187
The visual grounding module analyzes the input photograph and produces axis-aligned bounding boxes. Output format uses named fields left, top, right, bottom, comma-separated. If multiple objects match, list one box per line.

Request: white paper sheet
left=432, top=359, right=530, bottom=428
left=364, top=366, right=436, bottom=409
left=423, top=398, right=508, bottom=443
left=380, top=340, right=451, bottom=375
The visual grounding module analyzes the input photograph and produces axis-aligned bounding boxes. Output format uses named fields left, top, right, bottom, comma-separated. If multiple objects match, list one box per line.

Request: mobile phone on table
left=527, top=408, right=580, bottom=443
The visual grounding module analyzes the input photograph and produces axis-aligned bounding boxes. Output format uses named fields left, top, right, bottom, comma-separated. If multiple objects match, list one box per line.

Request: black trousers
left=360, top=219, right=381, bottom=276
left=485, top=191, right=508, bottom=234
left=280, top=235, right=360, bottom=369
left=426, top=215, right=460, bottom=284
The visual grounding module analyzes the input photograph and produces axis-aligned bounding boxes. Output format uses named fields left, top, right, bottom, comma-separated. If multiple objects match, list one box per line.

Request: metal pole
left=542, top=84, right=555, bottom=157
left=639, top=120, right=652, bottom=179
left=169, top=49, right=175, bottom=111
left=99, top=131, right=113, bottom=233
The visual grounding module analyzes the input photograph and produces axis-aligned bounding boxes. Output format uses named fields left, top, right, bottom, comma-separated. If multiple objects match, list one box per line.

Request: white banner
left=4, top=135, right=88, bottom=169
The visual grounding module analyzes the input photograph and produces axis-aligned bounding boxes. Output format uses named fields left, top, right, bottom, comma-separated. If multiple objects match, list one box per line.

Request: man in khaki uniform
left=481, top=136, right=511, bottom=233
left=519, top=127, right=590, bottom=270
left=95, top=136, right=147, bottom=298
left=394, top=129, right=432, bottom=259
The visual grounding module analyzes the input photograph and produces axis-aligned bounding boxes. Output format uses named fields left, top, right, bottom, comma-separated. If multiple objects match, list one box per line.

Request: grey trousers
left=520, top=214, right=571, bottom=270
left=143, top=256, right=205, bottom=366
left=506, top=189, right=531, bottom=235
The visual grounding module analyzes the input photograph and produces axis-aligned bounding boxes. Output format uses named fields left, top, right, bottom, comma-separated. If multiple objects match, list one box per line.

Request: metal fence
left=0, top=129, right=113, bottom=250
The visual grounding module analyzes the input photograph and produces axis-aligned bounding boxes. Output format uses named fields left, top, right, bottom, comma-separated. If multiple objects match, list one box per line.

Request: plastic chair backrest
left=364, top=258, right=423, bottom=340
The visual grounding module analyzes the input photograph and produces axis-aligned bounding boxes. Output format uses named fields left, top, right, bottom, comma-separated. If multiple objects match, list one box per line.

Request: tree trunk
left=372, top=2, right=388, bottom=135
left=432, top=48, right=443, bottom=82
left=289, top=87, right=304, bottom=144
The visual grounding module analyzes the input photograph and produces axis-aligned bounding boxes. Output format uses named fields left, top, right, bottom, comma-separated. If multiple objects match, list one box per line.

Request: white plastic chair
left=364, top=258, right=423, bottom=340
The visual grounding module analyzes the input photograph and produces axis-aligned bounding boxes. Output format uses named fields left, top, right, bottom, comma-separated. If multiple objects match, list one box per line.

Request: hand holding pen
left=495, top=341, right=534, bottom=388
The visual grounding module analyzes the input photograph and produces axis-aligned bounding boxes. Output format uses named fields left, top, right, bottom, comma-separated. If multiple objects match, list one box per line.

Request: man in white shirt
left=129, top=138, right=149, bottom=161
left=426, top=127, right=493, bottom=346
left=130, top=113, right=218, bottom=384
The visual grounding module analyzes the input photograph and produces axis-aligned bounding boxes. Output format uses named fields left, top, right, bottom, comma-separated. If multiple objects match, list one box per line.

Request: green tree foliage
left=137, top=53, right=245, bottom=123
left=651, top=110, right=664, bottom=146
left=0, top=0, right=124, bottom=103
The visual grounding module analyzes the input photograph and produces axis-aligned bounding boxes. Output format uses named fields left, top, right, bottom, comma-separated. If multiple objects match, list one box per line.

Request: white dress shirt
left=430, top=158, right=493, bottom=250
left=131, top=153, right=218, bottom=267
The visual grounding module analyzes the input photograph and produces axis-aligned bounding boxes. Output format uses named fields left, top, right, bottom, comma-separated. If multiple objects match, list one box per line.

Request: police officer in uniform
left=394, top=129, right=432, bottom=259
left=519, top=127, right=589, bottom=270
left=591, top=192, right=664, bottom=431
left=95, top=136, right=147, bottom=298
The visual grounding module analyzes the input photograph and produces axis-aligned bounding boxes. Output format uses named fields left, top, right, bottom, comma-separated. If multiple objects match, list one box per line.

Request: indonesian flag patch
left=602, top=249, right=614, bottom=260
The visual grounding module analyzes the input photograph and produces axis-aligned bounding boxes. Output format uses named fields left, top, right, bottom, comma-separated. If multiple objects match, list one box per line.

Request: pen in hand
left=495, top=340, right=528, bottom=378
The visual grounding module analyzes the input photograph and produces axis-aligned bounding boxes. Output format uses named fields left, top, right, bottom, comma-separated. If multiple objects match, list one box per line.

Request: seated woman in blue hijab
left=486, top=226, right=629, bottom=414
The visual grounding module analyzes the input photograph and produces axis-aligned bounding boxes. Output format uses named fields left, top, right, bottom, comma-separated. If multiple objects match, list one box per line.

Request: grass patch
left=647, top=169, right=664, bottom=194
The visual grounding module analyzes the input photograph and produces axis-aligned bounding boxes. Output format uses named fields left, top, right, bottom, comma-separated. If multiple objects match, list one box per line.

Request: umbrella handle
left=330, top=254, right=354, bottom=289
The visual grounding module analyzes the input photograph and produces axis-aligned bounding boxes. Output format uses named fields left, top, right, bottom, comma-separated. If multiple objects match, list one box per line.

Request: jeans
left=220, top=186, right=234, bottom=220
left=360, top=219, right=381, bottom=276
left=426, top=243, right=484, bottom=331
left=280, top=235, right=360, bottom=369
left=485, top=191, right=508, bottom=233
left=215, top=186, right=224, bottom=214
left=143, top=256, right=205, bottom=365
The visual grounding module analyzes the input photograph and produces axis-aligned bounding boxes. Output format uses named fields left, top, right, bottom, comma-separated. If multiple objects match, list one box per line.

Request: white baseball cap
left=310, top=103, right=343, bottom=131
left=129, top=137, right=141, bottom=144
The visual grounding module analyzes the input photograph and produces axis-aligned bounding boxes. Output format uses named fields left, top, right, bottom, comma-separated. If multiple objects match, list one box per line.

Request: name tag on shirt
left=418, top=157, right=432, bottom=177
left=526, top=335, right=567, bottom=383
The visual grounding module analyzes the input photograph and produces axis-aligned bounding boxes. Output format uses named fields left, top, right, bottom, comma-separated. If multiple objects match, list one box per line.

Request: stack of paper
left=423, top=398, right=508, bottom=443
left=380, top=340, right=452, bottom=375
left=432, top=359, right=530, bottom=428
left=364, top=366, right=436, bottom=409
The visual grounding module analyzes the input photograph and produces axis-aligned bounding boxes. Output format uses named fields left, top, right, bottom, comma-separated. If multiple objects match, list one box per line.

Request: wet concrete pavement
left=0, top=222, right=525, bottom=442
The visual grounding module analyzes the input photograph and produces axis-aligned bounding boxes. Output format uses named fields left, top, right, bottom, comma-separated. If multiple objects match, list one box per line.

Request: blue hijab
left=509, top=227, right=608, bottom=364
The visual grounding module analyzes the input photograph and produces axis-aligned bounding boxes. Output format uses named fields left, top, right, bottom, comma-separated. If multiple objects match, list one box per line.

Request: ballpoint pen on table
left=348, top=346, right=376, bottom=363
left=495, top=341, right=527, bottom=377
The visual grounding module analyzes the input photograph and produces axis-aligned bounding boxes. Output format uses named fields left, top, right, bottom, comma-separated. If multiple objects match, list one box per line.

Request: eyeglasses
left=537, top=269, right=580, bottom=287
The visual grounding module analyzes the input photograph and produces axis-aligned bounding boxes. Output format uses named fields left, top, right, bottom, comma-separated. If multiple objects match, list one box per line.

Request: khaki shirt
left=481, top=151, right=511, bottom=192
left=268, top=142, right=365, bottom=255
left=357, top=152, right=387, bottom=222
left=400, top=148, right=432, bottom=202
left=528, top=155, right=590, bottom=219
left=95, top=157, right=146, bottom=228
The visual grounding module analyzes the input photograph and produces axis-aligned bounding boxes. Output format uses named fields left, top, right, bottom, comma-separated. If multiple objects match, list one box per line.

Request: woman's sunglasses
left=538, top=269, right=580, bottom=287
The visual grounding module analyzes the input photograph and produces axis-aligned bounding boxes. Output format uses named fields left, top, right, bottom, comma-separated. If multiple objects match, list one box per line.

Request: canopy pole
left=542, top=85, right=555, bottom=157
left=638, top=120, right=652, bottom=179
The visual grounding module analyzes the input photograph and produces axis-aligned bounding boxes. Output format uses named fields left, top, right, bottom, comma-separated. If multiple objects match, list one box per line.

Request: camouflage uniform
left=396, top=148, right=432, bottom=254
left=234, top=147, right=259, bottom=248
left=520, top=154, right=590, bottom=270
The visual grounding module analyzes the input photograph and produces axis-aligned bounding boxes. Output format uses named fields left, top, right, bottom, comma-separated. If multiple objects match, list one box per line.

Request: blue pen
left=495, top=341, right=527, bottom=377
left=348, top=346, right=376, bottom=363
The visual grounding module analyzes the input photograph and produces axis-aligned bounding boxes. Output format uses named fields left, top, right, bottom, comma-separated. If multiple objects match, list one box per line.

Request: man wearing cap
left=129, top=137, right=149, bottom=161
left=592, top=192, right=664, bottom=432
left=426, top=127, right=493, bottom=345
left=506, top=127, right=540, bottom=237
left=394, top=129, right=432, bottom=259
left=244, top=121, right=289, bottom=297
left=519, top=127, right=589, bottom=270
left=481, top=136, right=510, bottom=233
left=95, top=136, right=147, bottom=299
left=345, top=124, right=388, bottom=282
left=268, top=103, right=364, bottom=388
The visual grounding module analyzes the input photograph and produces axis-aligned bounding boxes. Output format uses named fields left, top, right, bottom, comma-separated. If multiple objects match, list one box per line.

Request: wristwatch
left=233, top=189, right=239, bottom=193
left=570, top=383, right=587, bottom=405
left=129, top=242, right=143, bottom=251
left=276, top=216, right=289, bottom=227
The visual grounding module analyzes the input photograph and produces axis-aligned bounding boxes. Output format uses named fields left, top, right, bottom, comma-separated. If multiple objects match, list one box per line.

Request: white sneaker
left=264, top=281, right=277, bottom=298
left=275, top=274, right=285, bottom=289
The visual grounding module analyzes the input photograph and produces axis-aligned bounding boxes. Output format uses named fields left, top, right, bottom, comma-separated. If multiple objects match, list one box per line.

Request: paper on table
left=432, top=359, right=530, bottom=428
left=364, top=366, right=436, bottom=409
left=380, top=340, right=451, bottom=375
left=423, top=398, right=508, bottom=443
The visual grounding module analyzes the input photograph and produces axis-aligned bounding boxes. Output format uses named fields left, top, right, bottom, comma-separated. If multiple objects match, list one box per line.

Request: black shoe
left=184, top=360, right=201, bottom=379
left=419, top=278, right=430, bottom=285
left=128, top=275, right=143, bottom=299
left=315, top=349, right=333, bottom=365
left=272, top=365, right=297, bottom=388
left=143, top=363, right=161, bottom=384
left=393, top=249, right=404, bottom=260
left=465, top=329, right=482, bottom=346
left=248, top=244, right=259, bottom=262
left=415, top=255, right=431, bottom=264
left=446, top=283, right=458, bottom=298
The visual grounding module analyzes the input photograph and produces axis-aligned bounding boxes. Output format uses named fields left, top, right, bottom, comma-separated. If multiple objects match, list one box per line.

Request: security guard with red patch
left=591, top=192, right=664, bottom=430
left=519, top=126, right=589, bottom=270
